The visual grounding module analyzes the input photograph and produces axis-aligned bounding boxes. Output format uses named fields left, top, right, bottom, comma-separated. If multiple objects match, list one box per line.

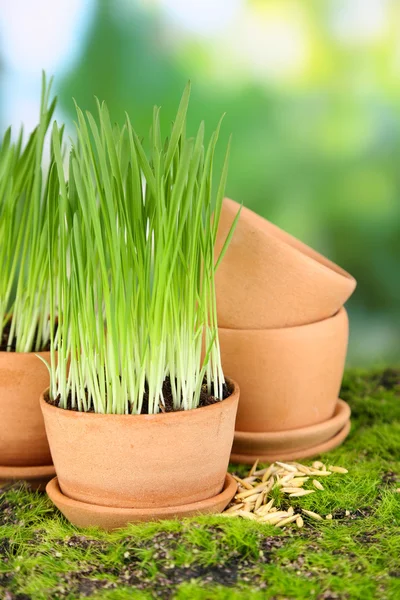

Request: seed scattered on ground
left=302, top=509, right=323, bottom=521
left=296, top=464, right=312, bottom=474
left=329, top=465, right=349, bottom=474
left=224, top=459, right=349, bottom=527
left=289, top=489, right=315, bottom=497
left=276, top=514, right=299, bottom=527
left=248, top=459, right=259, bottom=477
left=255, top=493, right=264, bottom=511
left=310, top=470, right=332, bottom=476
left=237, top=510, right=257, bottom=520
left=260, top=511, right=290, bottom=522
left=296, top=515, right=304, bottom=528
left=276, top=461, right=298, bottom=472
left=232, top=475, right=253, bottom=490
left=262, top=465, right=276, bottom=482
left=313, top=479, right=324, bottom=490
left=225, top=503, right=244, bottom=513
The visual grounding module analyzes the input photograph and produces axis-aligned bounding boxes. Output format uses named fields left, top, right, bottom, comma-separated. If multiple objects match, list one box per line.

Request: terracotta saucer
left=46, top=473, right=237, bottom=530
left=231, top=399, right=351, bottom=462
left=232, top=399, right=351, bottom=456
left=231, top=419, right=351, bottom=464
left=0, top=464, right=55, bottom=491
left=232, top=399, right=349, bottom=458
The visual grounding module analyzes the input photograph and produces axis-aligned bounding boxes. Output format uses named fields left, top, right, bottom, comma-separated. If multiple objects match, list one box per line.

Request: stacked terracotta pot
left=215, top=198, right=356, bottom=464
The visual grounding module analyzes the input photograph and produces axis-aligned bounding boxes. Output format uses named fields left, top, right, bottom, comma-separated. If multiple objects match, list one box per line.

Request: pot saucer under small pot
left=219, top=308, right=348, bottom=434
left=231, top=399, right=350, bottom=462
left=231, top=419, right=351, bottom=464
left=0, top=464, right=56, bottom=491
left=40, top=379, right=239, bottom=525
left=0, top=350, right=53, bottom=469
left=46, top=473, right=237, bottom=530
left=215, top=198, right=356, bottom=329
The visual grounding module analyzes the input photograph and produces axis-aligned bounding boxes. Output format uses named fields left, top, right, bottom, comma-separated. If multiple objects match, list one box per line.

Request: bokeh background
left=1, top=0, right=399, bottom=365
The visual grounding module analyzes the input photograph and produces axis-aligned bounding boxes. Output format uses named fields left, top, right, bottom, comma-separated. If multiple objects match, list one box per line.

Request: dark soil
left=381, top=471, right=399, bottom=486
left=140, top=376, right=232, bottom=413
left=0, top=321, right=51, bottom=353
left=0, top=322, right=16, bottom=352
left=46, top=377, right=232, bottom=414
left=373, top=367, right=400, bottom=390
left=2, top=593, right=32, bottom=600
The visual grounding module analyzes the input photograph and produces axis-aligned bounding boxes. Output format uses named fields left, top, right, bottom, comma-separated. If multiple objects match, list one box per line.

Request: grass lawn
left=1, top=367, right=399, bottom=600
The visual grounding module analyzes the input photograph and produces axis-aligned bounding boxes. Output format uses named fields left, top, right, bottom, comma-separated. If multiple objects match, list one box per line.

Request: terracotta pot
left=218, top=308, right=348, bottom=434
left=0, top=350, right=52, bottom=467
left=215, top=198, right=356, bottom=329
left=40, top=379, right=239, bottom=510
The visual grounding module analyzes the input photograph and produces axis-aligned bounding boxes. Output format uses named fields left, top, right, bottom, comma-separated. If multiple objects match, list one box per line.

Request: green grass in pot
left=0, top=73, right=56, bottom=353
left=47, top=83, right=240, bottom=414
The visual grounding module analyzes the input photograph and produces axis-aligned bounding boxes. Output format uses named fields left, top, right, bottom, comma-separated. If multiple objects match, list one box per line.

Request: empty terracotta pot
left=0, top=351, right=52, bottom=467
left=218, top=308, right=348, bottom=434
left=40, top=380, right=239, bottom=510
left=215, top=198, right=356, bottom=329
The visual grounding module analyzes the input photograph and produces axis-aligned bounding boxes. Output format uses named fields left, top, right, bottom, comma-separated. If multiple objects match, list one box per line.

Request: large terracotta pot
left=0, top=351, right=52, bottom=467
left=40, top=380, right=239, bottom=510
left=219, top=308, right=348, bottom=434
left=215, top=198, right=356, bottom=329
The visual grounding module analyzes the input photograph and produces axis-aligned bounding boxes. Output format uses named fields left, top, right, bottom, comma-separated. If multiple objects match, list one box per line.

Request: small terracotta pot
left=218, top=308, right=348, bottom=434
left=215, top=198, right=356, bottom=329
left=40, top=380, right=239, bottom=510
left=0, top=351, right=52, bottom=467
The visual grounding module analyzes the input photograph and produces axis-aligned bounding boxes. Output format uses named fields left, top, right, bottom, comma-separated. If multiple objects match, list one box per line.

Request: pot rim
left=40, top=376, right=239, bottom=422
left=223, top=198, right=356, bottom=285
left=219, top=306, right=347, bottom=335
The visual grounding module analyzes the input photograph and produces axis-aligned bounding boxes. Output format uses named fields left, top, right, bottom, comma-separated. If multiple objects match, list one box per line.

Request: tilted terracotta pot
left=215, top=198, right=356, bottom=329
left=0, top=351, right=52, bottom=467
left=219, top=308, right=348, bottom=434
left=40, top=380, right=239, bottom=510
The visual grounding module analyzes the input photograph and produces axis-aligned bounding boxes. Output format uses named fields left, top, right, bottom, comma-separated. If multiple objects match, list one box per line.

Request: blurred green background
left=1, top=0, right=399, bottom=365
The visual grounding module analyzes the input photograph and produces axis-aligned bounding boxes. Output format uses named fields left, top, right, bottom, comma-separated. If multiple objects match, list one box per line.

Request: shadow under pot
left=215, top=198, right=356, bottom=330
left=40, top=379, right=240, bottom=530
left=0, top=351, right=55, bottom=490
left=218, top=308, right=350, bottom=463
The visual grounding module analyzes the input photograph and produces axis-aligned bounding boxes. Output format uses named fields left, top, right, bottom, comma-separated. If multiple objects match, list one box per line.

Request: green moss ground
left=1, top=368, right=399, bottom=600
